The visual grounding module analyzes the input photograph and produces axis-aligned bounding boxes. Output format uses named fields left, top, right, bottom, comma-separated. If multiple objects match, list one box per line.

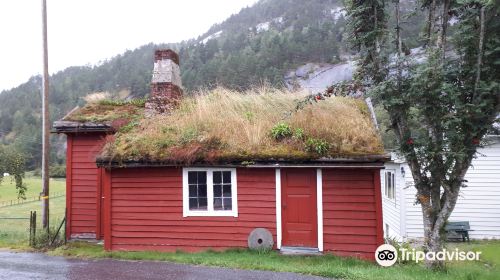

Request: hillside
left=0, top=0, right=423, bottom=169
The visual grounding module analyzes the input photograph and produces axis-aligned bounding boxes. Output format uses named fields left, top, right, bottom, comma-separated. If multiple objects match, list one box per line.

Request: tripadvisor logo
left=375, top=244, right=482, bottom=267
left=375, top=244, right=398, bottom=267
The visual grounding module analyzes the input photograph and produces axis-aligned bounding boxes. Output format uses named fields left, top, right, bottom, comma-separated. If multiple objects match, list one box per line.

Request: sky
left=0, top=0, right=259, bottom=92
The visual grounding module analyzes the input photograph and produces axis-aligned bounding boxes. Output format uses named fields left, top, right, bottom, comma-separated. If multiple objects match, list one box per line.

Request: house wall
left=66, top=133, right=108, bottom=239
left=388, top=138, right=500, bottom=240
left=103, top=166, right=384, bottom=259
left=105, top=167, right=277, bottom=251
left=322, top=169, right=383, bottom=260
left=381, top=163, right=405, bottom=240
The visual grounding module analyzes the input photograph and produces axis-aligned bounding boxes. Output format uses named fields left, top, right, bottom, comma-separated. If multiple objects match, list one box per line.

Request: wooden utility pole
left=41, top=0, right=50, bottom=229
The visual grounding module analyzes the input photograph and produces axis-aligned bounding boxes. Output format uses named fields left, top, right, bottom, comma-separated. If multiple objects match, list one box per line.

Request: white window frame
left=182, top=168, right=238, bottom=217
left=384, top=170, right=396, bottom=201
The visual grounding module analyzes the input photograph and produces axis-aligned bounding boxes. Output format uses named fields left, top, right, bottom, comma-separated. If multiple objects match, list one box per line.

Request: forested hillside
left=0, top=0, right=423, bottom=169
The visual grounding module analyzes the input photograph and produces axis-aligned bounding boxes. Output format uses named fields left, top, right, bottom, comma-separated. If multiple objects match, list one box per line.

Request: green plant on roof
left=180, top=127, right=200, bottom=144
left=293, top=128, right=304, bottom=140
left=305, top=137, right=330, bottom=156
left=118, top=120, right=139, bottom=133
left=271, top=123, right=292, bottom=140
left=98, top=98, right=147, bottom=107
left=244, top=111, right=254, bottom=123
left=64, top=98, right=146, bottom=123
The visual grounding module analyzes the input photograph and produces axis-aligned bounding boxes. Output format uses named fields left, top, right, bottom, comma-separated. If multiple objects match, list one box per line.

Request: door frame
left=275, top=168, right=323, bottom=250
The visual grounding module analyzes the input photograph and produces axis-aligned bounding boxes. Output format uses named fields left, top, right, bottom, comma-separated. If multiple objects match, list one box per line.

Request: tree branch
left=473, top=5, right=485, bottom=96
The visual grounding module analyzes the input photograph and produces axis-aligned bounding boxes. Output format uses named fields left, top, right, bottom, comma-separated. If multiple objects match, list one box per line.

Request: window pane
left=223, top=198, right=232, bottom=210
left=213, top=171, right=222, bottom=184
left=222, top=171, right=231, bottom=183
left=223, top=185, right=231, bottom=197
left=214, top=198, right=223, bottom=210
left=391, top=173, right=395, bottom=199
left=189, top=198, right=198, bottom=209
left=189, top=185, right=197, bottom=197
left=198, top=184, right=207, bottom=197
left=198, top=171, right=206, bottom=183
left=385, top=173, right=388, bottom=197
left=214, top=184, right=222, bottom=197
left=199, top=198, right=207, bottom=210
left=188, top=172, right=197, bottom=184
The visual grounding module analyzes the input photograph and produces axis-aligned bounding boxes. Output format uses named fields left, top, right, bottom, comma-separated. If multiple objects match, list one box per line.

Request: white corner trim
left=182, top=167, right=238, bottom=217
left=276, top=168, right=282, bottom=249
left=317, top=168, right=323, bottom=252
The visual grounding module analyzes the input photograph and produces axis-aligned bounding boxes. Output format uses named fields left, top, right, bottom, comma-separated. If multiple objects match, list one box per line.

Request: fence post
left=64, top=208, right=67, bottom=244
left=33, top=211, right=37, bottom=247
left=29, top=211, right=32, bottom=246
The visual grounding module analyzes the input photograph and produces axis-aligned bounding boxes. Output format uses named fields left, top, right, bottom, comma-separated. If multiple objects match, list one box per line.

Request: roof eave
left=52, top=120, right=114, bottom=134
left=96, top=154, right=390, bottom=169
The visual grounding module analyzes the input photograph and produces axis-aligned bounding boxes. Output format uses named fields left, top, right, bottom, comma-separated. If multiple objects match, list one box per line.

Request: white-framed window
left=384, top=170, right=395, bottom=200
left=182, top=168, right=238, bottom=217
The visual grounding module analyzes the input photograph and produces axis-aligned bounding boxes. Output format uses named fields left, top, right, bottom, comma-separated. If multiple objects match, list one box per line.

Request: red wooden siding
left=107, top=168, right=276, bottom=252
left=67, top=133, right=107, bottom=238
left=322, top=169, right=383, bottom=260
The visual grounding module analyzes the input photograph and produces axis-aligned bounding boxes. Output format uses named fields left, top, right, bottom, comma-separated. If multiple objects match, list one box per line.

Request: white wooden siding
left=396, top=138, right=500, bottom=239
left=381, top=163, right=404, bottom=240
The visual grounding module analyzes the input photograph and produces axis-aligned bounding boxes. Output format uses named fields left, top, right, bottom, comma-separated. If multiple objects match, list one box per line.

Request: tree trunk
left=419, top=187, right=460, bottom=268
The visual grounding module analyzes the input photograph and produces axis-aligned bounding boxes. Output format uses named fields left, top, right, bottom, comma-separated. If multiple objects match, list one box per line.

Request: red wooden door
left=281, top=169, right=317, bottom=247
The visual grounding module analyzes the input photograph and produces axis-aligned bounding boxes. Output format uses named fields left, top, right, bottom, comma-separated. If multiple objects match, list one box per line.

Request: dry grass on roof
left=101, top=87, right=384, bottom=163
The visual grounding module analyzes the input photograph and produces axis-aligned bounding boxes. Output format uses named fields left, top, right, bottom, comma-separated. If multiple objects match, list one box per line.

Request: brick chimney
left=145, top=49, right=183, bottom=115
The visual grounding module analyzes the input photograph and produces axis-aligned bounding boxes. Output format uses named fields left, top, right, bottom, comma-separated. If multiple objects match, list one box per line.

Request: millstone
left=247, top=228, right=274, bottom=250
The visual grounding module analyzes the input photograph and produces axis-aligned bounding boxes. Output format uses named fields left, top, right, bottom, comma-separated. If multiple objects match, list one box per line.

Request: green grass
left=0, top=176, right=66, bottom=247
left=48, top=241, right=500, bottom=280
left=0, top=176, right=66, bottom=201
left=446, top=240, right=500, bottom=268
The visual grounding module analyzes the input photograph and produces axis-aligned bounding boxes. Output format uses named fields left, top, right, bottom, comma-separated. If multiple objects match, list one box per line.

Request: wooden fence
left=0, top=192, right=65, bottom=208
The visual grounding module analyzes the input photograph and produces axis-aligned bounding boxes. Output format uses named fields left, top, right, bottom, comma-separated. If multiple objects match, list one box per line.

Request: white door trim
left=317, top=168, right=323, bottom=251
left=275, top=168, right=282, bottom=249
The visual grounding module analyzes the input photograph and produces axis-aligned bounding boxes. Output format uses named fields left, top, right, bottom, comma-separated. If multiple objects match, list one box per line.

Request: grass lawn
left=48, top=241, right=500, bottom=280
left=0, top=176, right=66, bottom=247
left=0, top=176, right=66, bottom=201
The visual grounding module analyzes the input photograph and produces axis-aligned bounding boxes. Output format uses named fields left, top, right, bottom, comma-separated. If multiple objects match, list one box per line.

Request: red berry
left=472, top=138, right=480, bottom=145
left=406, top=138, right=414, bottom=145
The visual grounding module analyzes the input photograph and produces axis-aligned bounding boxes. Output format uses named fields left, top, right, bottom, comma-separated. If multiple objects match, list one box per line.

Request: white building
left=382, top=136, right=500, bottom=240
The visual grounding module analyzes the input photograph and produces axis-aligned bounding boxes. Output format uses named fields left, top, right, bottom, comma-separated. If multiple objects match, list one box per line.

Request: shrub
left=385, top=236, right=415, bottom=264
left=305, top=138, right=330, bottom=155
left=293, top=128, right=305, bottom=140
left=32, top=220, right=66, bottom=249
left=271, top=123, right=293, bottom=140
left=49, top=165, right=66, bottom=178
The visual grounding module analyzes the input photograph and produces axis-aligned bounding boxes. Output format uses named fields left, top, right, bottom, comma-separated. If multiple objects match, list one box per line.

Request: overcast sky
left=0, top=0, right=258, bottom=92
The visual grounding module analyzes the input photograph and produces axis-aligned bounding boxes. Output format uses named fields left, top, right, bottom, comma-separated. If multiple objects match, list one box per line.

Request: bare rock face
left=284, top=61, right=354, bottom=93
left=145, top=49, right=183, bottom=117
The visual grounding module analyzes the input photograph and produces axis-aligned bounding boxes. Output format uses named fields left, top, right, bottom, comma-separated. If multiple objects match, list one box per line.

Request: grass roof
left=99, top=87, right=384, bottom=164
left=63, top=99, right=145, bottom=123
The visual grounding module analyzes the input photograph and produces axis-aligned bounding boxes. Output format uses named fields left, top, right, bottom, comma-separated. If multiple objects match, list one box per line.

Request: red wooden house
left=54, top=49, right=389, bottom=260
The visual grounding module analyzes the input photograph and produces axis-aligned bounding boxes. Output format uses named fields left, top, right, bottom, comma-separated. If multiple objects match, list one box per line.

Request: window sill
left=383, top=197, right=396, bottom=204
left=183, top=210, right=238, bottom=217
